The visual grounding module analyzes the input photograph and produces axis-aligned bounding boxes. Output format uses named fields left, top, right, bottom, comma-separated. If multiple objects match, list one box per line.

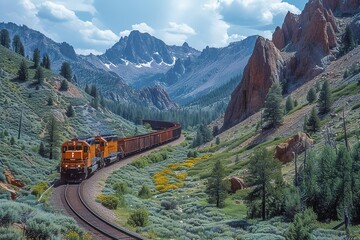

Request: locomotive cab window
left=62, top=147, right=67, bottom=153
left=84, top=146, right=88, bottom=153
left=76, top=145, right=82, bottom=150
left=68, top=146, right=75, bottom=150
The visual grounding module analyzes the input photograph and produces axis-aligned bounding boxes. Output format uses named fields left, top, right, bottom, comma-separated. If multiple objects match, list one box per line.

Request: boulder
left=228, top=176, right=246, bottom=193
left=4, top=169, right=24, bottom=188
left=274, top=133, right=314, bottom=164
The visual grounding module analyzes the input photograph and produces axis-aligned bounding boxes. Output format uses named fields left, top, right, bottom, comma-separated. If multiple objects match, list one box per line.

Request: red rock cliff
left=223, top=37, right=284, bottom=128
left=223, top=0, right=360, bottom=130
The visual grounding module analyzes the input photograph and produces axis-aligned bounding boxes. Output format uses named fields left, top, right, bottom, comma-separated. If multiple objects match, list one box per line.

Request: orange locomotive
left=60, top=120, right=181, bottom=183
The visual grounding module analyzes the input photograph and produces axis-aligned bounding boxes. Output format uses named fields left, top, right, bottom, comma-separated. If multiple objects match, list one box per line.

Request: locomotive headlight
left=65, top=165, right=68, bottom=167
left=77, top=164, right=81, bottom=168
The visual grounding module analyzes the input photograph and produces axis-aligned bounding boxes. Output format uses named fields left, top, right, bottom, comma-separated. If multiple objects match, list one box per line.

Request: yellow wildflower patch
left=153, top=154, right=215, bottom=193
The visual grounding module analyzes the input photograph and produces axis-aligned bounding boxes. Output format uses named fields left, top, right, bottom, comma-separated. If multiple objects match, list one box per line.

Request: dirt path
left=51, top=135, right=185, bottom=232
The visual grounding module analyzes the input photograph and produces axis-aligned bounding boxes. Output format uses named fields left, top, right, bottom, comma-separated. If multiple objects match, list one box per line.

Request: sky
left=0, top=0, right=308, bottom=55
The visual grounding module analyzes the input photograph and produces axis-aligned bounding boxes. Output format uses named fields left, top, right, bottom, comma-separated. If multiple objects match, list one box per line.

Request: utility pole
left=18, top=108, right=23, bottom=139
left=343, top=107, right=349, bottom=151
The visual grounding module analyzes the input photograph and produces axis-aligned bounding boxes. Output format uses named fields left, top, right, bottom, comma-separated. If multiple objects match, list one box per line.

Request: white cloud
left=75, top=48, right=103, bottom=55
left=37, top=1, right=77, bottom=22
left=226, top=33, right=246, bottom=42
left=132, top=22, right=155, bottom=34
left=120, top=22, right=155, bottom=36
left=119, top=21, right=196, bottom=46
left=217, top=0, right=300, bottom=27
left=165, top=22, right=196, bottom=35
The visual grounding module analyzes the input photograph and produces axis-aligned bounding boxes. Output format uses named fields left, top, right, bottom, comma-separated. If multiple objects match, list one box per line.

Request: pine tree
left=60, top=62, right=72, bottom=81
left=59, top=79, right=69, bottom=91
left=10, top=136, right=15, bottom=145
left=46, top=114, right=59, bottom=160
left=306, top=88, right=317, bottom=104
left=0, top=29, right=10, bottom=48
left=216, top=136, right=220, bottom=145
left=34, top=66, right=44, bottom=84
left=318, top=80, right=332, bottom=114
left=212, top=125, right=219, bottom=136
left=306, top=107, right=321, bottom=132
left=84, top=84, right=90, bottom=94
left=285, top=209, right=317, bottom=240
left=90, top=85, right=97, bottom=98
left=263, top=83, right=284, bottom=128
left=18, top=59, right=28, bottom=81
left=38, top=142, right=46, bottom=157
left=341, top=26, right=356, bottom=55
left=206, top=160, right=228, bottom=208
left=12, top=35, right=24, bottom=56
left=352, top=142, right=360, bottom=223
left=301, top=150, right=318, bottom=209
left=66, top=104, right=75, bottom=117
left=286, top=96, right=294, bottom=113
left=32, top=48, right=40, bottom=68
left=41, top=54, right=51, bottom=70
left=335, top=145, right=353, bottom=219
left=246, top=148, right=282, bottom=220
left=303, top=115, right=308, bottom=132
left=100, top=94, right=106, bottom=108
left=317, top=145, right=337, bottom=220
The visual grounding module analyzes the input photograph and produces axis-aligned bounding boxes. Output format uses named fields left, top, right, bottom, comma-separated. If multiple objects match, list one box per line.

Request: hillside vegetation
left=0, top=44, right=139, bottom=225
left=102, top=45, right=360, bottom=239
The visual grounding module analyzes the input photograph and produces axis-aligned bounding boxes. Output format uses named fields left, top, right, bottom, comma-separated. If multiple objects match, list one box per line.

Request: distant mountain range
left=0, top=22, right=257, bottom=108
left=84, top=30, right=257, bottom=104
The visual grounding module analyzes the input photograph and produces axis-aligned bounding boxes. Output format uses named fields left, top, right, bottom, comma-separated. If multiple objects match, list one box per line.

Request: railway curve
left=63, top=183, right=144, bottom=240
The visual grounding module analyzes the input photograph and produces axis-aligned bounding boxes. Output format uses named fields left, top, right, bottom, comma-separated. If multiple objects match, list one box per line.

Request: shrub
left=0, top=227, right=22, bottom=240
left=96, top=195, right=119, bottom=209
left=25, top=213, right=61, bottom=239
left=138, top=184, right=151, bottom=199
left=113, top=182, right=128, bottom=196
left=283, top=187, right=301, bottom=221
left=187, top=150, right=198, bottom=158
left=131, top=158, right=148, bottom=168
left=64, top=229, right=80, bottom=240
left=285, top=208, right=317, bottom=240
left=161, top=199, right=178, bottom=210
left=10, top=136, right=15, bottom=145
left=31, top=181, right=49, bottom=198
left=127, top=208, right=149, bottom=227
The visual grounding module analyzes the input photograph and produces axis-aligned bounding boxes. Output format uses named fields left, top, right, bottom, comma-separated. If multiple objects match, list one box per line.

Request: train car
left=60, top=135, right=122, bottom=182
left=60, top=120, right=181, bottom=183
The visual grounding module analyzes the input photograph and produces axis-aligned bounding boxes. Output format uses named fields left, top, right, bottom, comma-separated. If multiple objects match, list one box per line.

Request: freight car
left=60, top=120, right=181, bottom=183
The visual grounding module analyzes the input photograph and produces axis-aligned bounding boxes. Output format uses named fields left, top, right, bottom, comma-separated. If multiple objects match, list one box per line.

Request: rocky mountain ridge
left=83, top=31, right=256, bottom=104
left=0, top=22, right=178, bottom=110
left=223, top=0, right=360, bottom=129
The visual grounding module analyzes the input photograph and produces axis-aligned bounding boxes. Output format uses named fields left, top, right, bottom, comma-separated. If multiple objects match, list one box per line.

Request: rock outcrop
left=223, top=0, right=360, bottom=130
left=228, top=176, right=246, bottom=193
left=223, top=37, right=284, bottom=128
left=273, top=0, right=338, bottom=80
left=274, top=133, right=314, bottom=163
left=4, top=169, right=24, bottom=188
left=140, top=86, right=178, bottom=110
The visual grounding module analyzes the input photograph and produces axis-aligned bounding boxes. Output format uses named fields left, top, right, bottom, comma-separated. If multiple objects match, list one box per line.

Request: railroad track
left=64, top=183, right=144, bottom=240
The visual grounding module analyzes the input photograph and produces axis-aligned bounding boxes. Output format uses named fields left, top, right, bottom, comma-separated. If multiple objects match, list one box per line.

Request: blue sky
left=0, top=0, right=307, bottom=55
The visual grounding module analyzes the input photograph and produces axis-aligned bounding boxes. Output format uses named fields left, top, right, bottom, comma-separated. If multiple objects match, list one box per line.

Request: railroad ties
left=63, top=183, right=144, bottom=240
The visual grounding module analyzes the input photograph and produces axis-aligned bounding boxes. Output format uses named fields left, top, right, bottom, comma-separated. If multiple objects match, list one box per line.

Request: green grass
left=332, top=82, right=360, bottom=100
left=219, top=197, right=248, bottom=219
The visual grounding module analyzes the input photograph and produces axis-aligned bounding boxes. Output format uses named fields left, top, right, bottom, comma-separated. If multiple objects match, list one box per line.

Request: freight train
left=60, top=120, right=181, bottom=183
